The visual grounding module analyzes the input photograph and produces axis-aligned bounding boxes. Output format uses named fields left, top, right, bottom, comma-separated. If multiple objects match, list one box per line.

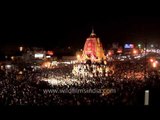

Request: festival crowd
left=0, top=58, right=160, bottom=106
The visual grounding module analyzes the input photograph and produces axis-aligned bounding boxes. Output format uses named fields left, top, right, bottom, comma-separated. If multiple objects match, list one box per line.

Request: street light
left=138, top=44, right=141, bottom=48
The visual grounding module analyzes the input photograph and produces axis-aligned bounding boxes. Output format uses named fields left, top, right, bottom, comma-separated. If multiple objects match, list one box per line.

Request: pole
left=144, top=90, right=149, bottom=105
left=144, top=39, right=147, bottom=81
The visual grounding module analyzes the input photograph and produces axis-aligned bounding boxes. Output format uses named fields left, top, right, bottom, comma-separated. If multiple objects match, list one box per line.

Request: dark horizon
left=1, top=16, right=160, bottom=50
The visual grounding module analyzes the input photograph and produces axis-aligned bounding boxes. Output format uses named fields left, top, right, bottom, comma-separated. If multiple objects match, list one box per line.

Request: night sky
left=1, top=5, right=160, bottom=50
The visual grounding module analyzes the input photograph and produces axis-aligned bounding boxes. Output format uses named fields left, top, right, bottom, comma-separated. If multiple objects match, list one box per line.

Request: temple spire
left=92, top=27, right=94, bottom=34
left=90, top=27, right=96, bottom=37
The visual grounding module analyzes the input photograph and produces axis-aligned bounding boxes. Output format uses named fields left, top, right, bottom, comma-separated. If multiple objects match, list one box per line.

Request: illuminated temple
left=82, top=29, right=106, bottom=62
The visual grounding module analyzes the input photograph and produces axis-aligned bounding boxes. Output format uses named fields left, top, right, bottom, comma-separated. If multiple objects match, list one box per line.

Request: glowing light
left=133, top=49, right=138, bottom=54
left=34, top=53, right=44, bottom=58
left=5, top=65, right=11, bottom=69
left=47, top=51, right=54, bottom=55
left=83, top=30, right=106, bottom=62
left=42, top=77, right=92, bottom=86
left=11, top=56, right=14, bottom=60
left=152, top=61, right=158, bottom=68
left=155, top=61, right=158, bottom=64
left=124, top=44, right=134, bottom=48
left=46, top=56, right=51, bottom=58
left=151, top=44, right=154, bottom=48
left=19, top=71, right=23, bottom=74
left=138, top=44, right=141, bottom=49
left=19, top=46, right=23, bottom=51
left=51, top=61, right=58, bottom=66
left=117, top=49, right=122, bottom=53
left=77, top=54, right=80, bottom=58
left=150, top=58, right=154, bottom=63
left=153, top=62, right=156, bottom=68
left=108, top=51, right=112, bottom=56
left=76, top=54, right=81, bottom=61
left=42, top=61, right=51, bottom=68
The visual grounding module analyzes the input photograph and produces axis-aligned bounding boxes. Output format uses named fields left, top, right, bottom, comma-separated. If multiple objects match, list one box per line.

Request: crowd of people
left=72, top=59, right=151, bottom=81
left=72, top=62, right=114, bottom=78
left=0, top=56, right=160, bottom=106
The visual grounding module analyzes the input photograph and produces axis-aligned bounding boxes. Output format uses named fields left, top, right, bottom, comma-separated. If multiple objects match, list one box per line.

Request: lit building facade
left=82, top=29, right=106, bottom=62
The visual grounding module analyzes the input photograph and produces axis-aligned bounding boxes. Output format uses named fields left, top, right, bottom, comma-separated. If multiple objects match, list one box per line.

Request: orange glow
left=150, top=58, right=154, bottom=63
left=117, top=50, right=122, bottom=53
left=82, top=29, right=106, bottom=62
left=152, top=61, right=158, bottom=68
left=47, top=51, right=54, bottom=55
left=77, top=54, right=80, bottom=59
left=42, top=61, right=51, bottom=68
left=117, top=48, right=122, bottom=53
left=104, top=61, right=107, bottom=65
left=133, top=49, right=137, bottom=54
left=152, top=62, right=157, bottom=68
